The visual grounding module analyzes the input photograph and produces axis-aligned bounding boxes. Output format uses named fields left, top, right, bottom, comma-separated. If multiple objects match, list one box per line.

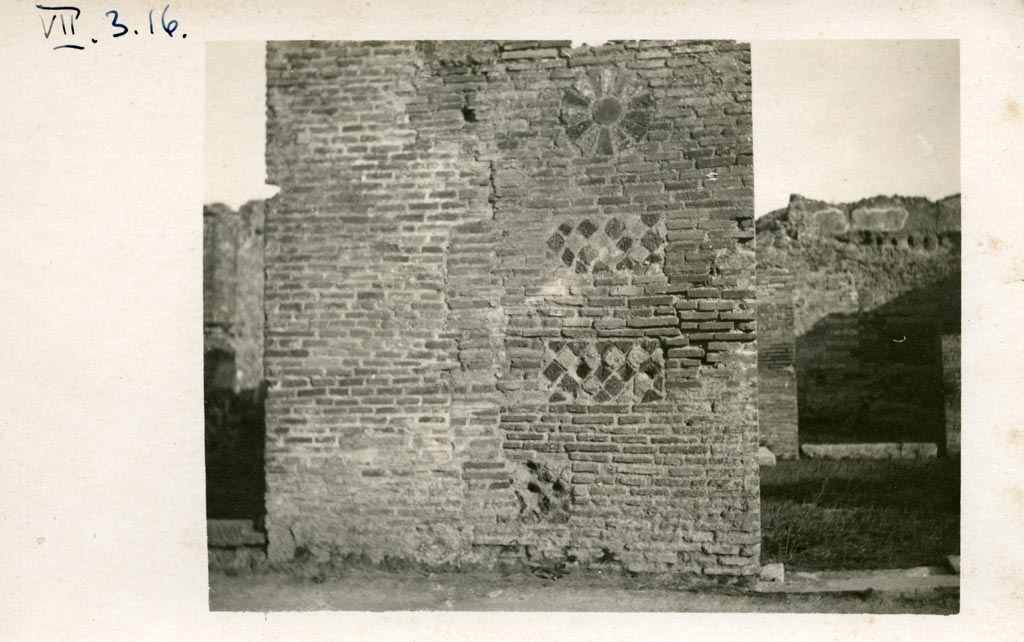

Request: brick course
left=263, top=40, right=759, bottom=578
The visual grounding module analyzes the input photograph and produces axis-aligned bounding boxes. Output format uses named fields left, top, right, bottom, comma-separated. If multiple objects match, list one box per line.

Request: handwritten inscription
left=37, top=4, right=186, bottom=50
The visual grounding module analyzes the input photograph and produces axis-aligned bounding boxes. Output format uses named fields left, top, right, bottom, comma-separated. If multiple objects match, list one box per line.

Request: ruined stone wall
left=203, top=201, right=266, bottom=390
left=756, top=195, right=960, bottom=446
left=203, top=201, right=266, bottom=519
left=264, top=40, right=759, bottom=578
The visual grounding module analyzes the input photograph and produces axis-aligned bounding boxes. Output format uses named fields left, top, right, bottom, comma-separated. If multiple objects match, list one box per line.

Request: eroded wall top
left=758, top=193, right=960, bottom=241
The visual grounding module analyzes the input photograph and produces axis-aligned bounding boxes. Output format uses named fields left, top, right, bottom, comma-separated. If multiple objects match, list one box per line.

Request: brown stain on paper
left=1009, top=426, right=1024, bottom=449
left=1008, top=486, right=1024, bottom=512
left=180, top=528, right=202, bottom=551
left=980, top=237, right=1004, bottom=254
left=1006, top=98, right=1021, bottom=121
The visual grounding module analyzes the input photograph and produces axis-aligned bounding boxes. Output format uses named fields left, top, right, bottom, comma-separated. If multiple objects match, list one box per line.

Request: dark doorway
left=204, top=348, right=266, bottom=522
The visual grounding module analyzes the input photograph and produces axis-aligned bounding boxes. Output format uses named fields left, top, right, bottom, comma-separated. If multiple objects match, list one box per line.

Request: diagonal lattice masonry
left=542, top=339, right=665, bottom=403
left=547, top=214, right=666, bottom=276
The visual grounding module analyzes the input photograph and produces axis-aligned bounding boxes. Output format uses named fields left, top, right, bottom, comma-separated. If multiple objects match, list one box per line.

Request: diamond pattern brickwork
left=541, top=339, right=665, bottom=404
left=546, top=214, right=667, bottom=277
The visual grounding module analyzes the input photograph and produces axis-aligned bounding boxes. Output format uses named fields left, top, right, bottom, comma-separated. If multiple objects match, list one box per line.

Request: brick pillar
left=941, top=334, right=961, bottom=455
left=755, top=267, right=799, bottom=458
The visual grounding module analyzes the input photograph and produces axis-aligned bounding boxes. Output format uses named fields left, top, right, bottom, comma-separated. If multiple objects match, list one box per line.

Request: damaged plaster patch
left=813, top=207, right=849, bottom=235
left=511, top=460, right=571, bottom=523
left=850, top=206, right=909, bottom=232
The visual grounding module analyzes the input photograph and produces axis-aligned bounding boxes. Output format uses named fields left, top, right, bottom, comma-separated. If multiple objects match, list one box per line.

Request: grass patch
left=761, top=459, right=959, bottom=570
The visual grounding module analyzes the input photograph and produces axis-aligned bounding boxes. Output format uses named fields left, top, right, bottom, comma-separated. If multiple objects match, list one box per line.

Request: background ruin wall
left=203, top=201, right=267, bottom=520
left=755, top=195, right=961, bottom=453
left=262, top=40, right=760, bottom=577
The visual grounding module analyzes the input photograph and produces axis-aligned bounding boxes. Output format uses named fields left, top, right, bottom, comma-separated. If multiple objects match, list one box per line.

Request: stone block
left=759, top=562, right=784, bottom=583
left=208, top=547, right=268, bottom=573
left=207, top=519, right=267, bottom=548
left=757, top=446, right=776, bottom=467
left=800, top=443, right=902, bottom=460
left=799, top=442, right=938, bottom=460
left=899, top=442, right=939, bottom=460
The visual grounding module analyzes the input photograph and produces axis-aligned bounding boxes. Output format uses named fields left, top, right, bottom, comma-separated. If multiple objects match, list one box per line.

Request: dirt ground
left=761, top=459, right=960, bottom=570
left=209, top=569, right=958, bottom=614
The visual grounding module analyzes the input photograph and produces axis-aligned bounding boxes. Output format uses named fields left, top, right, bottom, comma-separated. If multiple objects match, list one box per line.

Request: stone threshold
left=756, top=564, right=959, bottom=596
left=799, top=442, right=939, bottom=460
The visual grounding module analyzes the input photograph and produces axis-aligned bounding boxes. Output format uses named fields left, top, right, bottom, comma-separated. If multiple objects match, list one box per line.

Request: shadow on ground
left=795, top=276, right=959, bottom=445
left=761, top=459, right=960, bottom=570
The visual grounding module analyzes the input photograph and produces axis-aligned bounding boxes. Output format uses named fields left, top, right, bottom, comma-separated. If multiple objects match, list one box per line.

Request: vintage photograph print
left=203, top=39, right=959, bottom=612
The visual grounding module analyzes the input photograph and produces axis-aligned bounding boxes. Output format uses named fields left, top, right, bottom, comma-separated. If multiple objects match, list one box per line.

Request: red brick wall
left=264, top=40, right=759, bottom=578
